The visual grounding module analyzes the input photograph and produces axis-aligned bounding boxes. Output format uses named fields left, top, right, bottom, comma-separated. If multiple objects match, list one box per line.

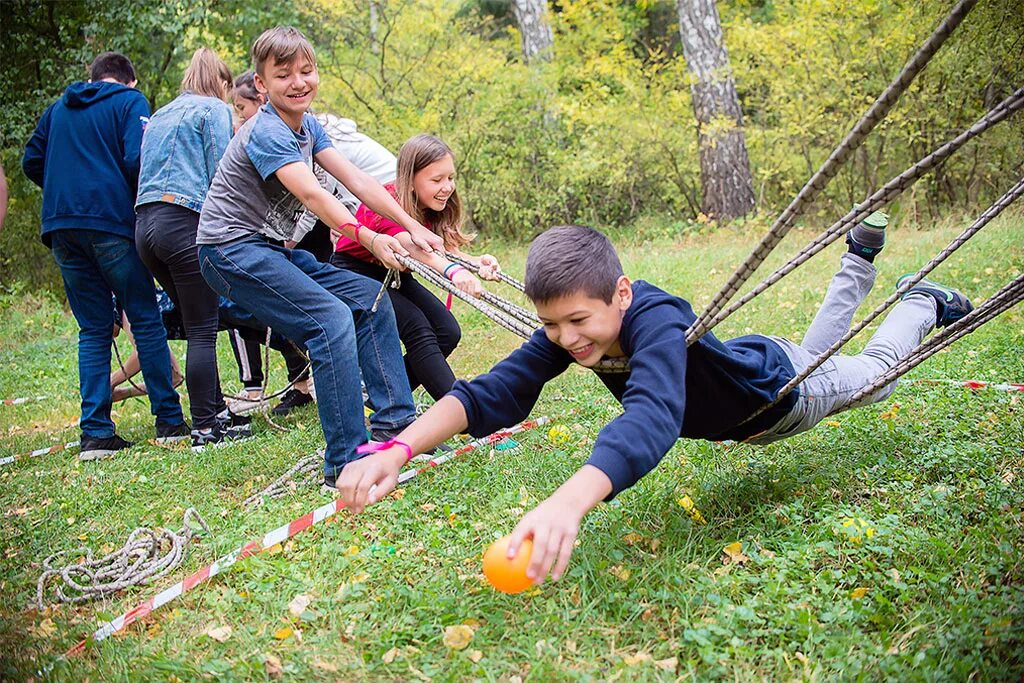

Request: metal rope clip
left=371, top=268, right=398, bottom=312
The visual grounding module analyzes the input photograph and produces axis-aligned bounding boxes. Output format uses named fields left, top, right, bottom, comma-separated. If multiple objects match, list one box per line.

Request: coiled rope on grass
left=36, top=508, right=210, bottom=610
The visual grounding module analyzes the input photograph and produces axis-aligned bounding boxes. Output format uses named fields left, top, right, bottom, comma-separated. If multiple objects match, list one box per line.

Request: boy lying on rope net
left=331, top=216, right=974, bottom=584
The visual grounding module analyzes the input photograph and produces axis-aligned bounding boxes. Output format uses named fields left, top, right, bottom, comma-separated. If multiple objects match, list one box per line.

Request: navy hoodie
left=449, top=281, right=799, bottom=499
left=22, top=81, right=150, bottom=245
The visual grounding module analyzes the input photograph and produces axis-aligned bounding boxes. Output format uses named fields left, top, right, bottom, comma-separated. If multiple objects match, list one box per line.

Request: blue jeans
left=50, top=230, right=184, bottom=438
left=198, top=236, right=415, bottom=475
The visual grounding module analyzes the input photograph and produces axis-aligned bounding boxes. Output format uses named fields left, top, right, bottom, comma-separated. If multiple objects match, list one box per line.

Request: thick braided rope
left=687, top=0, right=978, bottom=342
left=842, top=274, right=1024, bottom=408
left=693, top=86, right=1024, bottom=339
left=37, top=508, right=209, bottom=610
left=446, top=251, right=527, bottom=292
left=396, top=254, right=538, bottom=339
left=743, top=175, right=1024, bottom=420
left=243, top=450, right=324, bottom=507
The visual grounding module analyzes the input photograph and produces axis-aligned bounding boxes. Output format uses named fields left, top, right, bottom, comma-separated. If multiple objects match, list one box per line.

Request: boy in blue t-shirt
left=333, top=222, right=973, bottom=584
left=196, top=27, right=443, bottom=482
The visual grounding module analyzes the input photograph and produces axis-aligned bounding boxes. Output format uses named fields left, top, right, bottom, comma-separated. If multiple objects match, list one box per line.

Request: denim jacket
left=136, top=92, right=233, bottom=212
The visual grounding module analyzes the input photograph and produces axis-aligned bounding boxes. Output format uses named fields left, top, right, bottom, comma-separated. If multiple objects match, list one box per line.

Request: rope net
left=686, top=0, right=979, bottom=342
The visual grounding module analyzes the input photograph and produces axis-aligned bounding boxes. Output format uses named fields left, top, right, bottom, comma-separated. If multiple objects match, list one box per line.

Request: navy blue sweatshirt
left=22, top=81, right=150, bottom=245
left=449, top=281, right=799, bottom=499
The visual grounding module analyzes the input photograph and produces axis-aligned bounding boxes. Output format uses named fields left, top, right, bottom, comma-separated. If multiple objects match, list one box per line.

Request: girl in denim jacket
left=135, top=48, right=247, bottom=447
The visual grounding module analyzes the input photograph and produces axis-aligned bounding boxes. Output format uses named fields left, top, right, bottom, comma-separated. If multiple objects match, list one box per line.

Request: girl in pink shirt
left=331, top=134, right=500, bottom=400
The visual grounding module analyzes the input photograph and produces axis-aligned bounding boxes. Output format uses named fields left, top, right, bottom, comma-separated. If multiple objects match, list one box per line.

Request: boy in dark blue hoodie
left=22, top=52, right=188, bottom=459
left=333, top=223, right=973, bottom=585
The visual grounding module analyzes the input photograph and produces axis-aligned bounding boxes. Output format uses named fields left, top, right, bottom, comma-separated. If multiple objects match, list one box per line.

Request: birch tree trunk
left=677, top=0, right=755, bottom=220
left=511, top=0, right=553, bottom=63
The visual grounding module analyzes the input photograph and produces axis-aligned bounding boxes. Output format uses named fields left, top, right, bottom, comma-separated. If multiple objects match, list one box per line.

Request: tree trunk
left=511, top=0, right=553, bottom=64
left=677, top=0, right=755, bottom=220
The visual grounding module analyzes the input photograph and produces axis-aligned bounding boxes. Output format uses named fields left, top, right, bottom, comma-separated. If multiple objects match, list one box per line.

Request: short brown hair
left=181, top=48, right=233, bottom=100
left=396, top=134, right=473, bottom=250
left=525, top=225, right=624, bottom=303
left=89, top=52, right=136, bottom=85
left=251, top=26, right=317, bottom=77
left=233, top=71, right=263, bottom=103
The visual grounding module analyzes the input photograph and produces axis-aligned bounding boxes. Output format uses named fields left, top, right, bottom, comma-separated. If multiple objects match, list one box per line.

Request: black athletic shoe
left=155, top=420, right=191, bottom=444
left=897, top=275, right=974, bottom=328
left=272, top=389, right=313, bottom=416
left=79, top=434, right=133, bottom=461
left=216, top=409, right=253, bottom=439
left=846, top=210, right=888, bottom=262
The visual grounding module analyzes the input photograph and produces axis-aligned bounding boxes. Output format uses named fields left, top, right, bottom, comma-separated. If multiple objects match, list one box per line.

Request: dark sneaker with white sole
left=897, top=275, right=974, bottom=328
left=216, top=409, right=253, bottom=440
left=272, top=389, right=313, bottom=416
left=155, top=420, right=190, bottom=444
left=79, top=434, right=133, bottom=461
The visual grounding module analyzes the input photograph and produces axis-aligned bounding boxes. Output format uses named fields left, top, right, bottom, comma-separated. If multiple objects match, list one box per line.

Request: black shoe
left=191, top=421, right=252, bottom=451
left=79, top=434, right=133, bottom=461
left=846, top=210, right=888, bottom=262
left=369, top=424, right=414, bottom=444
left=272, top=389, right=313, bottom=416
left=216, top=409, right=253, bottom=439
left=155, top=420, right=190, bottom=444
left=897, top=276, right=974, bottom=328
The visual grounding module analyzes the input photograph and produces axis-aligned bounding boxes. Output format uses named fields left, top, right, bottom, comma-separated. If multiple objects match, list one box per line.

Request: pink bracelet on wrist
left=356, top=438, right=414, bottom=462
left=339, top=223, right=361, bottom=241
left=445, top=265, right=467, bottom=281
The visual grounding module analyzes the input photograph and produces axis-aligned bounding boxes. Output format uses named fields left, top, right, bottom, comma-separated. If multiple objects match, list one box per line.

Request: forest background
left=1, top=0, right=1022, bottom=293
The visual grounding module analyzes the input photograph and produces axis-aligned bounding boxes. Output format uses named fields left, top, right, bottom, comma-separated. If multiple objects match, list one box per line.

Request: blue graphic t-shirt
left=197, top=102, right=332, bottom=244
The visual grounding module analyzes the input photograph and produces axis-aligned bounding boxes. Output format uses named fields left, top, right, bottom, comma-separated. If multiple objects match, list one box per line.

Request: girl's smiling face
left=412, top=154, right=456, bottom=212
left=233, top=94, right=262, bottom=123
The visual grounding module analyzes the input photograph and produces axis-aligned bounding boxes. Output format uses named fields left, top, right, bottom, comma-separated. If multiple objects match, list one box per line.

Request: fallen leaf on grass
left=266, top=543, right=283, bottom=555
left=287, top=594, right=312, bottom=617
left=273, top=626, right=294, bottom=640
left=722, top=542, right=749, bottom=565
left=468, top=650, right=483, bottom=663
left=676, top=495, right=707, bottom=524
left=622, top=532, right=644, bottom=546
left=608, top=565, right=632, bottom=581
left=313, top=659, right=338, bottom=672
left=655, top=657, right=677, bottom=672
left=30, top=618, right=57, bottom=639
left=622, top=651, right=651, bottom=666
left=382, top=647, right=400, bottom=664
left=205, top=624, right=232, bottom=642
left=443, top=624, right=474, bottom=650
left=850, top=587, right=869, bottom=600
left=264, top=653, right=283, bottom=678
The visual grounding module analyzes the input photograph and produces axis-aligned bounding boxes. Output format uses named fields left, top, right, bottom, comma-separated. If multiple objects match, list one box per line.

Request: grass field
left=1, top=213, right=1022, bottom=681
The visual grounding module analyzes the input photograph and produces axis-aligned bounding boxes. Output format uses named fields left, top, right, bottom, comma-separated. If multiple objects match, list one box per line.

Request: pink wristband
left=339, top=223, right=361, bottom=241
left=445, top=265, right=467, bottom=281
left=356, top=438, right=414, bottom=462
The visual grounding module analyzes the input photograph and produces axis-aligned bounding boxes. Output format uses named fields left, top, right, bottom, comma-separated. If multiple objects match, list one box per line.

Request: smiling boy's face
left=255, top=54, right=318, bottom=122
left=535, top=276, right=633, bottom=366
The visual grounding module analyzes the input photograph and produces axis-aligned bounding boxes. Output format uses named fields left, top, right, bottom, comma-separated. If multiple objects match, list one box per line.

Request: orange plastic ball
left=482, top=536, right=534, bottom=594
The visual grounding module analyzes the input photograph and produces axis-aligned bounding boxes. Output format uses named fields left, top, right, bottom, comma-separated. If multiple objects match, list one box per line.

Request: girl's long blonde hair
left=396, top=134, right=474, bottom=249
left=181, top=48, right=233, bottom=101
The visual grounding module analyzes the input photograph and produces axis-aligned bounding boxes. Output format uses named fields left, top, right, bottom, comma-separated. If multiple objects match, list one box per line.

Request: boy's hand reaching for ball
left=505, top=464, right=613, bottom=585
left=336, top=448, right=406, bottom=513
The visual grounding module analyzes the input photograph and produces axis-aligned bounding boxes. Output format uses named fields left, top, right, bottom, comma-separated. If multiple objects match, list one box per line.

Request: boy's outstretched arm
left=336, top=395, right=470, bottom=513
left=508, top=465, right=612, bottom=584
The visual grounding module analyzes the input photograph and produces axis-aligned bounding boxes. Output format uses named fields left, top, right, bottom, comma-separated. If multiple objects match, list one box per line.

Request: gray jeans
left=748, top=253, right=936, bottom=444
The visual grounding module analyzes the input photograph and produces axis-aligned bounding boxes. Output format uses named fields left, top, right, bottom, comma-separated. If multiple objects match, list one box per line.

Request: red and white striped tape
left=2, top=395, right=48, bottom=407
left=66, top=416, right=549, bottom=656
left=909, top=378, right=1024, bottom=392
left=1, top=440, right=80, bottom=468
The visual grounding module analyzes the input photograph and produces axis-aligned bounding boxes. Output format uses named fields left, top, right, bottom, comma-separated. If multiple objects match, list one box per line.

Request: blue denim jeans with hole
left=50, top=229, right=184, bottom=438
left=198, top=236, right=415, bottom=476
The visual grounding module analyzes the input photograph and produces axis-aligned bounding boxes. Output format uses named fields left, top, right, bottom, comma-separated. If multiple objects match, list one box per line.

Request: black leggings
left=330, top=252, right=461, bottom=400
left=136, top=202, right=223, bottom=430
